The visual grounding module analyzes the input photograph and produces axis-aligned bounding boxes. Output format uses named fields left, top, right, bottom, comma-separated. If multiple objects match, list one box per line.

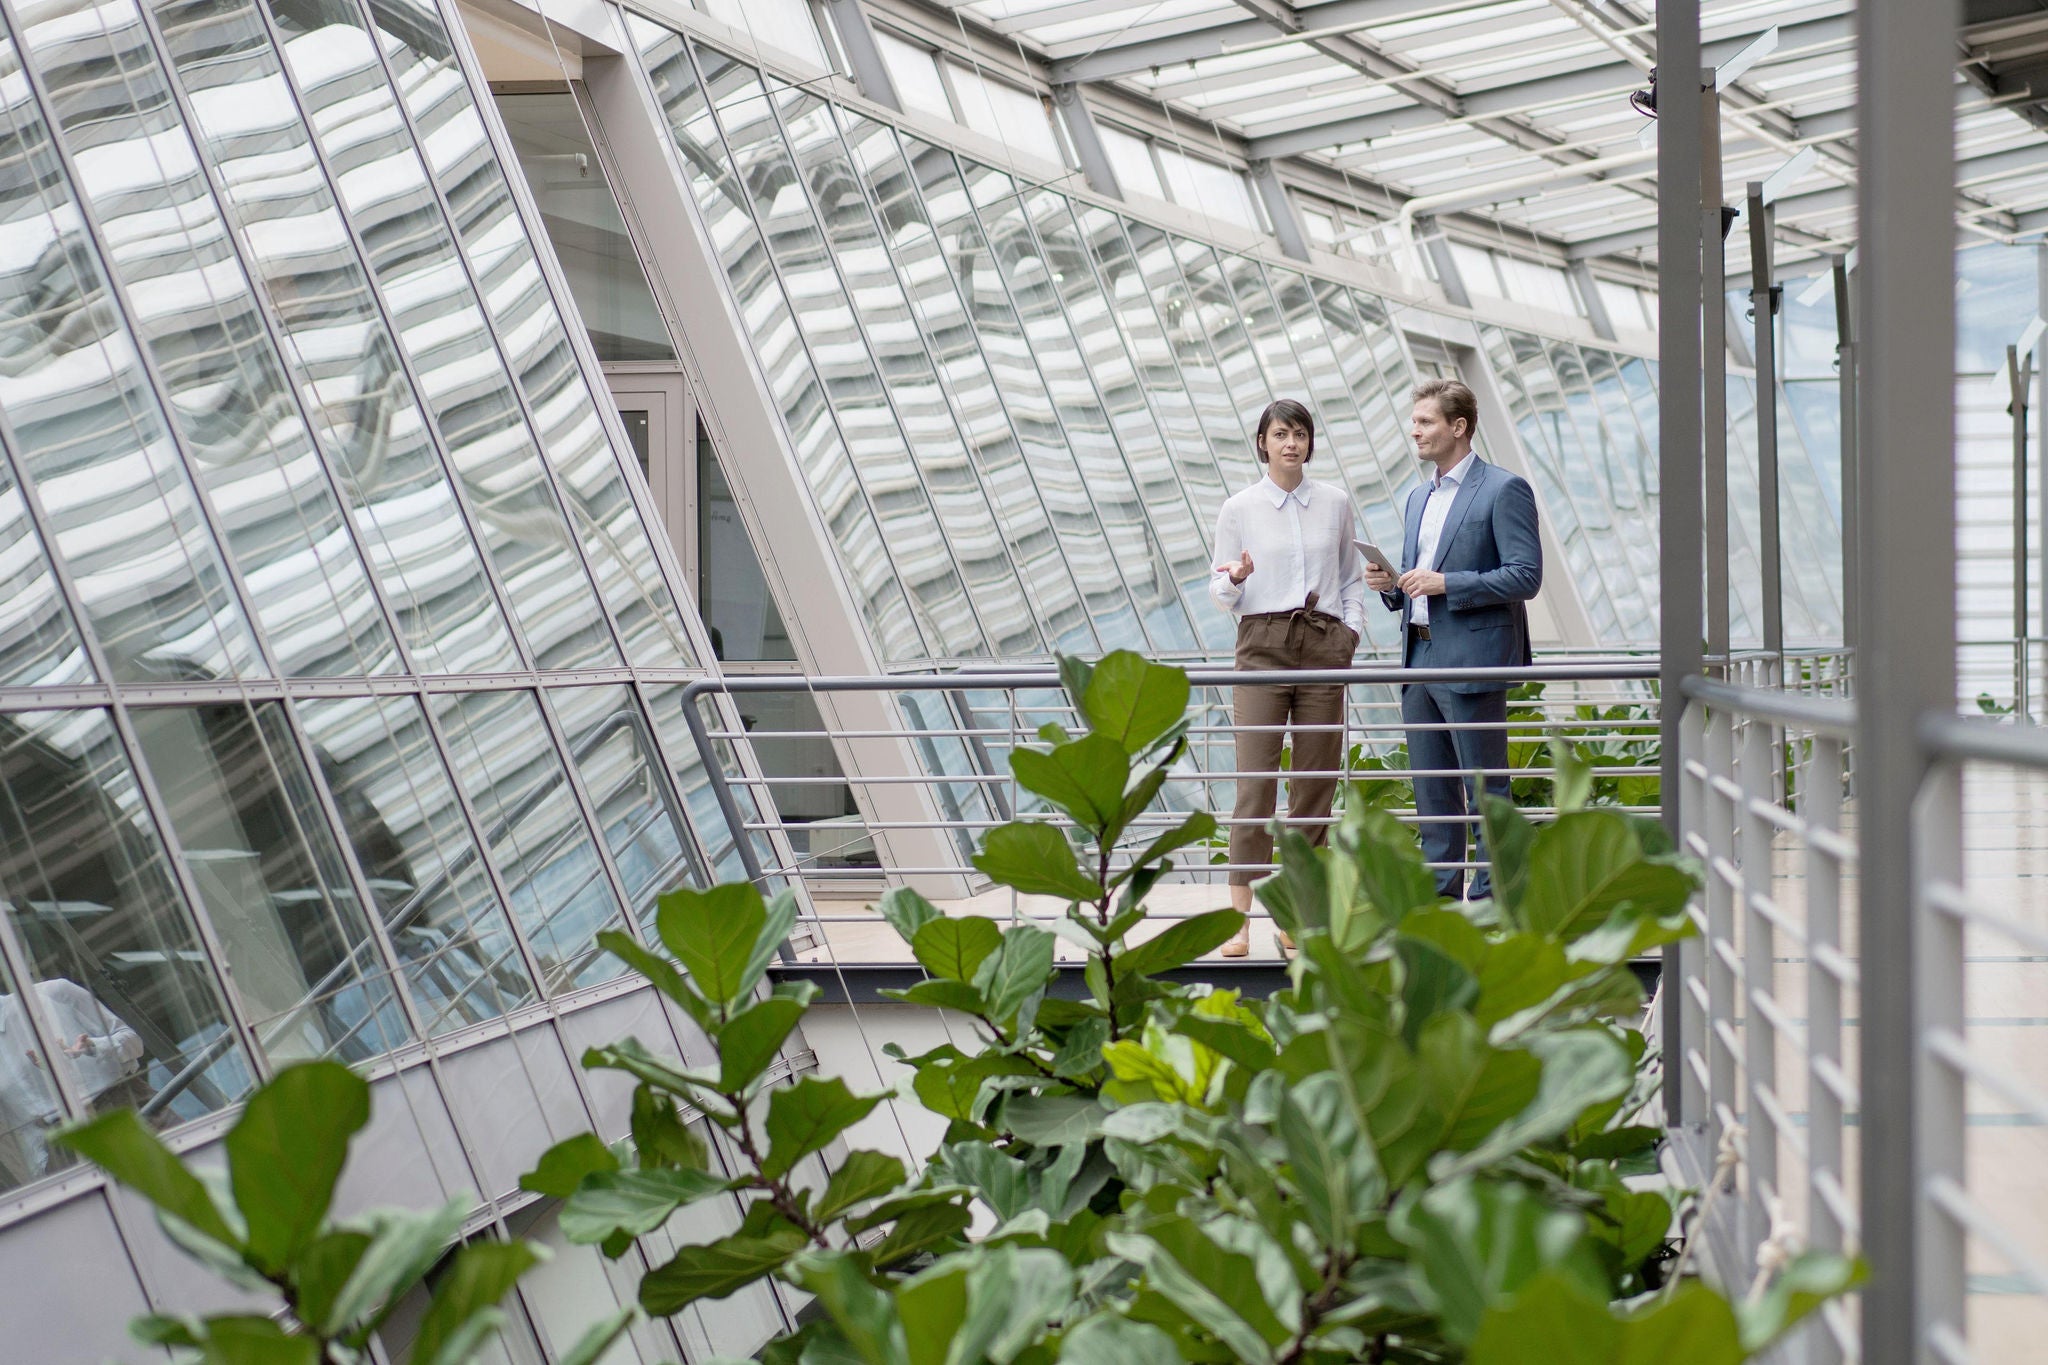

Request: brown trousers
left=1228, top=609, right=1358, bottom=885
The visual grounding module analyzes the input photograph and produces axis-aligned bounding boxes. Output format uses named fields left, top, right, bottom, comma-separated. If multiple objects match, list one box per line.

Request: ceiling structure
left=903, top=0, right=2048, bottom=271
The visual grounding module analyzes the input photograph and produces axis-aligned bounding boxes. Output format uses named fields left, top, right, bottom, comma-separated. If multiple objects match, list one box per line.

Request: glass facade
left=0, top=0, right=746, bottom=1200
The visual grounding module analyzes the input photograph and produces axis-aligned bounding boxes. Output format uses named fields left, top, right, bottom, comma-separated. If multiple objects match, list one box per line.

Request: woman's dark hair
left=1255, top=398, right=1315, bottom=463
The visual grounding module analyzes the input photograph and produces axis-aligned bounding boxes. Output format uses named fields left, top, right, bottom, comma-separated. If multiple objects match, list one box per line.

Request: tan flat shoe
left=1220, top=924, right=1252, bottom=958
left=1277, top=929, right=1296, bottom=953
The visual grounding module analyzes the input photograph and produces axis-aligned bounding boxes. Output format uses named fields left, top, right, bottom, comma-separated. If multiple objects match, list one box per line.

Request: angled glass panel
left=18, top=0, right=405, bottom=680
left=642, top=682, right=777, bottom=885
left=0, top=707, right=255, bottom=1166
left=0, top=26, right=259, bottom=682
left=1070, top=206, right=1233, bottom=654
left=797, top=103, right=1041, bottom=656
left=494, top=91, right=674, bottom=364
left=364, top=0, right=698, bottom=670
left=80, top=0, right=524, bottom=671
left=1307, top=282, right=1408, bottom=556
left=1549, top=342, right=1653, bottom=641
left=723, top=76, right=977, bottom=659
left=1175, top=241, right=1282, bottom=435
left=250, top=0, right=621, bottom=672
left=1024, top=190, right=1204, bottom=653
left=634, top=23, right=921, bottom=661
left=971, top=171, right=1189, bottom=652
left=1355, top=289, right=1425, bottom=510
left=1124, top=221, right=1257, bottom=512
left=548, top=685, right=699, bottom=935
left=0, top=444, right=90, bottom=689
left=1217, top=253, right=1312, bottom=402
left=698, top=427, right=796, bottom=662
left=838, top=110, right=1079, bottom=654
left=431, top=689, right=628, bottom=996
left=295, top=694, right=539, bottom=1037
left=129, top=701, right=411, bottom=1066
left=0, top=929, right=63, bottom=1191
left=29, top=0, right=407, bottom=683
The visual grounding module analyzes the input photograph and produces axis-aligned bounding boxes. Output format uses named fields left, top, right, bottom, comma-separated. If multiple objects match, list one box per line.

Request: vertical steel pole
left=1857, top=3, right=1959, bottom=1363
left=2011, top=346, right=2032, bottom=718
left=1703, top=90, right=1732, bottom=667
left=1835, top=254, right=1858, bottom=681
left=1748, top=183, right=1784, bottom=671
left=2038, top=244, right=2048, bottom=715
left=1659, top=0, right=1705, bottom=1130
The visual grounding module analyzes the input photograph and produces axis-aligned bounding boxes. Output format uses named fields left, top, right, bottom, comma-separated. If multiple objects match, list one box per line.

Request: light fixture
left=1629, top=67, right=1657, bottom=119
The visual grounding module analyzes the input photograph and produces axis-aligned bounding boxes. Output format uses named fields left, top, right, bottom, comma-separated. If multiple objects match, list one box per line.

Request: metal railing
left=677, top=661, right=1661, bottom=956
left=1669, top=662, right=2048, bottom=1364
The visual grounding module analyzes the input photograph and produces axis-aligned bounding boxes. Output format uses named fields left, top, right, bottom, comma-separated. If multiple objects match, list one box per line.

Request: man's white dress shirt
left=1410, top=452, right=1478, bottom=627
left=0, top=979, right=144, bottom=1175
left=1210, top=476, right=1368, bottom=633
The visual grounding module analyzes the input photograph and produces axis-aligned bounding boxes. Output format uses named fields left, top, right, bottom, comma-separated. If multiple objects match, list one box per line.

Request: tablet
left=1353, top=539, right=1397, bottom=575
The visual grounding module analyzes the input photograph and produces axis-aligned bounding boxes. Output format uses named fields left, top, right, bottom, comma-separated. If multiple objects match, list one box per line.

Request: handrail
left=1681, top=674, right=1857, bottom=736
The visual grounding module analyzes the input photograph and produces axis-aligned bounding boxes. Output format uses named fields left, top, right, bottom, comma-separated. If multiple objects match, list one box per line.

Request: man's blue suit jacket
left=1379, top=456, right=1543, bottom=694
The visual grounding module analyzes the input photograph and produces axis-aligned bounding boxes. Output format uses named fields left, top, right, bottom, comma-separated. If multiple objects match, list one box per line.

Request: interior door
left=606, top=373, right=692, bottom=592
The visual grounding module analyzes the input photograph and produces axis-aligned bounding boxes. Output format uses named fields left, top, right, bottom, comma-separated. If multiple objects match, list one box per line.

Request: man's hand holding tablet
left=1355, top=539, right=1399, bottom=592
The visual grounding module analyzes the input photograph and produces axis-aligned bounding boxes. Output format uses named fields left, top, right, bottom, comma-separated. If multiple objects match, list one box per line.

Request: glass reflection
left=644, top=683, right=780, bottom=885
left=634, top=22, right=921, bottom=660
left=431, top=689, right=629, bottom=995
left=0, top=25, right=260, bottom=682
left=130, top=701, right=410, bottom=1065
left=0, top=446, right=91, bottom=690
left=0, top=708, right=256, bottom=1185
left=548, top=686, right=701, bottom=935
left=365, top=0, right=699, bottom=671
left=296, top=695, right=540, bottom=1035
left=699, top=427, right=796, bottom=661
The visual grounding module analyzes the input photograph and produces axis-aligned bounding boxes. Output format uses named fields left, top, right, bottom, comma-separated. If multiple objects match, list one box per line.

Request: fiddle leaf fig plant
left=55, top=1060, right=631, bottom=1365
left=531, top=650, right=1861, bottom=1364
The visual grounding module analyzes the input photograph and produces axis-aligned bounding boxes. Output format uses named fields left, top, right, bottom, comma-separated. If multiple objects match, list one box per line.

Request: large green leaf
left=1396, top=938, right=1480, bottom=1049
left=226, top=1060, right=370, bottom=1275
left=719, top=994, right=812, bottom=1092
left=293, top=1229, right=372, bottom=1337
left=521, top=1133, right=620, bottom=1198
left=879, top=978, right=989, bottom=1013
left=796, top=1249, right=905, bottom=1365
left=912, top=915, right=1003, bottom=983
left=54, top=1108, right=240, bottom=1251
left=1443, top=1029, right=1634, bottom=1175
left=1402, top=1178, right=1604, bottom=1343
left=743, top=889, right=802, bottom=999
left=1011, top=734, right=1130, bottom=833
left=411, top=1239, right=539, bottom=1365
left=912, top=1052, right=1039, bottom=1122
left=764, top=1076, right=885, bottom=1179
left=190, top=1316, right=322, bottom=1365
left=1479, top=796, right=1536, bottom=917
left=557, top=1307, right=638, bottom=1365
left=878, top=886, right=942, bottom=945
left=1517, top=813, right=1694, bottom=941
left=868, top=1201, right=974, bottom=1266
left=957, top=1246, right=1076, bottom=1365
left=1080, top=652, right=1190, bottom=755
left=1467, top=1273, right=1744, bottom=1365
left=1108, top=1217, right=1294, bottom=1364
left=1055, top=1314, right=1181, bottom=1365
left=998, top=1092, right=1108, bottom=1147
left=1280, top=1073, right=1381, bottom=1251
left=656, top=882, right=766, bottom=1008
left=598, top=929, right=713, bottom=1032
left=1737, top=1250, right=1867, bottom=1351
left=973, top=822, right=1106, bottom=902
left=559, top=1168, right=732, bottom=1243
left=812, top=1150, right=908, bottom=1222
left=1116, top=909, right=1244, bottom=979
left=973, top=924, right=1057, bottom=1028
left=320, top=1200, right=470, bottom=1339
left=640, top=1227, right=809, bottom=1313
left=1373, top=1014, right=1541, bottom=1185
left=1349, top=808, right=1439, bottom=925
left=632, top=1084, right=712, bottom=1170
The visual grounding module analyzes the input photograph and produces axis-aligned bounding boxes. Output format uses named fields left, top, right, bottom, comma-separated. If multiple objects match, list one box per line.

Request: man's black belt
left=1409, top=623, right=1431, bottom=641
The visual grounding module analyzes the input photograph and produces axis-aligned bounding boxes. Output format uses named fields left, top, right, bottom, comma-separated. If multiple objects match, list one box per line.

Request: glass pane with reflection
left=295, top=695, right=540, bottom=1037
left=365, top=0, right=699, bottom=670
left=0, top=708, right=256, bottom=1179
left=0, top=27, right=259, bottom=682
left=0, top=446, right=91, bottom=690
left=130, top=701, right=411, bottom=1066
left=24, top=0, right=406, bottom=680
left=548, top=685, right=700, bottom=936
left=432, top=689, right=629, bottom=995
left=634, top=23, right=921, bottom=661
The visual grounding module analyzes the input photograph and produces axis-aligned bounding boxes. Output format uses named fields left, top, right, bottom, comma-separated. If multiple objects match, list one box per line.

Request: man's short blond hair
left=1412, top=377, right=1479, bottom=440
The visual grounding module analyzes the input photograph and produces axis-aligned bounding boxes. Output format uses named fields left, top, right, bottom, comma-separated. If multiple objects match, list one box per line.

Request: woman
left=1209, top=399, right=1368, bottom=956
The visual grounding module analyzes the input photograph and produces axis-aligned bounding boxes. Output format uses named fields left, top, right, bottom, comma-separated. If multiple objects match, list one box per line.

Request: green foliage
left=529, top=651, right=1854, bottom=1365
left=55, top=1062, right=604, bottom=1365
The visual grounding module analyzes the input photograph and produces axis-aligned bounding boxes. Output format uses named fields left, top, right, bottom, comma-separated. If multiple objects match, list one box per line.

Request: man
left=1365, top=378, right=1541, bottom=901
left=1210, top=399, right=1367, bottom=956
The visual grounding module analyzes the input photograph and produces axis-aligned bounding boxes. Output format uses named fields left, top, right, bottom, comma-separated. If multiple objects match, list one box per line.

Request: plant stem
left=725, top=1091, right=832, bottom=1251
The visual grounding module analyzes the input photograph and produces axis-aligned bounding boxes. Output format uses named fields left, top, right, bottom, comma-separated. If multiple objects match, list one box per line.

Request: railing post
left=1914, top=759, right=1967, bottom=1359
left=1679, top=701, right=1712, bottom=1126
left=1802, top=734, right=1849, bottom=1365
left=1740, top=717, right=1779, bottom=1273
left=1856, top=3, right=1959, bottom=1362
left=1659, top=0, right=1706, bottom=1127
